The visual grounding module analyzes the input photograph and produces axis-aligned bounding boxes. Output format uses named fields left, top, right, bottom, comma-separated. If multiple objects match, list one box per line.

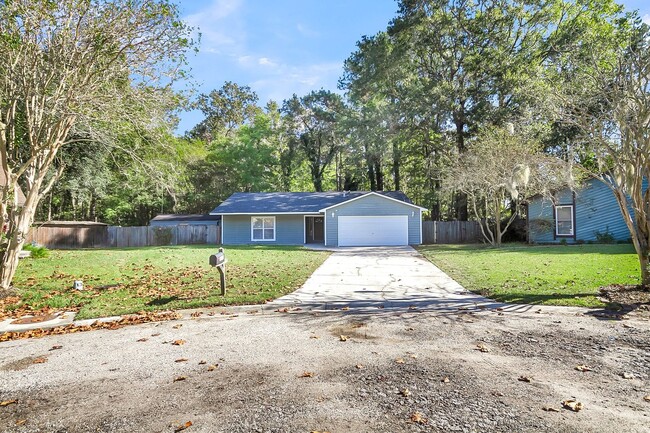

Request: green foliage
left=153, top=227, right=173, bottom=245
left=22, top=244, right=50, bottom=259
left=595, top=228, right=616, bottom=244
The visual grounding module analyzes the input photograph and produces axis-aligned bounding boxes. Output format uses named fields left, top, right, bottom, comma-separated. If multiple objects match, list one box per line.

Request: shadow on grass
left=489, top=292, right=600, bottom=306
left=87, top=244, right=319, bottom=253
left=146, top=296, right=179, bottom=306
left=417, top=243, right=635, bottom=255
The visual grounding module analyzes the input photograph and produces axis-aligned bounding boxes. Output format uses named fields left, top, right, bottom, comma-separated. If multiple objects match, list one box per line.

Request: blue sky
left=178, top=0, right=650, bottom=134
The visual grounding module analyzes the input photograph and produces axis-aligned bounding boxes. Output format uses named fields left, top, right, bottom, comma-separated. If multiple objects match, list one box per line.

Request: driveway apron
left=270, top=246, right=504, bottom=313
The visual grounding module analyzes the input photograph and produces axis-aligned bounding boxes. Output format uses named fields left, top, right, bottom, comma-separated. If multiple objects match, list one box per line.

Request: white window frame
left=555, top=205, right=574, bottom=237
left=251, top=216, right=276, bottom=241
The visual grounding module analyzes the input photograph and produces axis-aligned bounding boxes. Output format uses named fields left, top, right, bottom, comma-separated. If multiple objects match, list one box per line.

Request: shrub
left=23, top=243, right=50, bottom=258
left=594, top=228, right=615, bottom=244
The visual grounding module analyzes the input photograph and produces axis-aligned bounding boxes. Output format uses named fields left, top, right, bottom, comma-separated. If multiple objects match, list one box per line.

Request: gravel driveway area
left=1, top=304, right=648, bottom=432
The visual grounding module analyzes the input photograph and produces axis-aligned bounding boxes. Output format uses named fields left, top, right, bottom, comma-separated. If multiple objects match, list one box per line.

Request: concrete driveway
left=269, top=246, right=510, bottom=313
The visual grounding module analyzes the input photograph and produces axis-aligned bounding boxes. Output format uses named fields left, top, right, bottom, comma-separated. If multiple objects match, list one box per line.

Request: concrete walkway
left=269, top=246, right=520, bottom=314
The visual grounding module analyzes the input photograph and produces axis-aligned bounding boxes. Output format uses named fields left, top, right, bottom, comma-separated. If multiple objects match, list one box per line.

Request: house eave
left=210, top=211, right=323, bottom=216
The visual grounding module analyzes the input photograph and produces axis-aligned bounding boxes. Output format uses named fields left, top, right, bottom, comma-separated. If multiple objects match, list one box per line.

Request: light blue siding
left=528, top=179, right=634, bottom=243
left=222, top=214, right=306, bottom=245
left=324, top=194, right=421, bottom=246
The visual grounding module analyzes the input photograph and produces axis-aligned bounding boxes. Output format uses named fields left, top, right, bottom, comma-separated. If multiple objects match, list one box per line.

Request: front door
left=305, top=216, right=325, bottom=243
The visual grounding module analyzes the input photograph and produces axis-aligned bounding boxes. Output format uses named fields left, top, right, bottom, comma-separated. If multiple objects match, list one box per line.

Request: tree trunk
left=312, top=167, right=323, bottom=192
left=366, top=143, right=376, bottom=191
left=639, top=250, right=650, bottom=288
left=393, top=140, right=400, bottom=191
left=454, top=113, right=468, bottom=221
left=375, top=162, right=383, bottom=191
left=0, top=186, right=40, bottom=290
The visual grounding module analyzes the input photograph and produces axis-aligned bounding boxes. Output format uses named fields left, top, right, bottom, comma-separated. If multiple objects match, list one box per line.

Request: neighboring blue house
left=149, top=214, right=221, bottom=227
left=210, top=191, right=426, bottom=247
left=527, top=178, right=634, bottom=243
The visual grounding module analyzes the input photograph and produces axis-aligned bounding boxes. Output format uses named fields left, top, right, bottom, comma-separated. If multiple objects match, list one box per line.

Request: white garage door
left=338, top=216, right=409, bottom=246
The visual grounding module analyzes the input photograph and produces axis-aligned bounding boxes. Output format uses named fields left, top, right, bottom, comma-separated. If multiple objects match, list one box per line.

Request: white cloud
left=184, top=0, right=244, bottom=55
left=251, top=62, right=344, bottom=102
left=258, top=57, right=277, bottom=67
left=643, top=14, right=650, bottom=25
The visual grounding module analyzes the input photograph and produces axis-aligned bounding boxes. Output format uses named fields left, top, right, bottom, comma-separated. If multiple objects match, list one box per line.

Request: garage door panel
left=338, top=216, right=408, bottom=246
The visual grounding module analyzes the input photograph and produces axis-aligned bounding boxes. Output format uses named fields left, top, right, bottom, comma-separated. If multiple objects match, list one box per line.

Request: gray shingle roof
left=210, top=191, right=413, bottom=214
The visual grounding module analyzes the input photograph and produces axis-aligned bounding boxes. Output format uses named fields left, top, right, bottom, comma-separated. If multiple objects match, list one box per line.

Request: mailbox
left=209, top=248, right=227, bottom=296
left=209, top=252, right=226, bottom=267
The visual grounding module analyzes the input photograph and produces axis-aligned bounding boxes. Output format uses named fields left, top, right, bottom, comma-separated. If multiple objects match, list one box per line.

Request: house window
left=555, top=205, right=574, bottom=236
left=251, top=216, right=275, bottom=241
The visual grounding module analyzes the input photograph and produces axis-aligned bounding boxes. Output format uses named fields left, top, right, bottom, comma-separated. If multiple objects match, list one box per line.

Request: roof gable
left=319, top=192, right=427, bottom=212
left=210, top=191, right=417, bottom=214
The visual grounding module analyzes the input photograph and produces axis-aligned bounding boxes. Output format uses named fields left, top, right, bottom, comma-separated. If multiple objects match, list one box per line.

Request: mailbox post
left=209, top=247, right=227, bottom=295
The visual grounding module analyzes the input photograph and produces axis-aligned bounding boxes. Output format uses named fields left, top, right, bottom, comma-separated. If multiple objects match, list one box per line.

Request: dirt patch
left=599, top=285, right=650, bottom=313
left=329, top=320, right=378, bottom=340
left=1, top=355, right=48, bottom=372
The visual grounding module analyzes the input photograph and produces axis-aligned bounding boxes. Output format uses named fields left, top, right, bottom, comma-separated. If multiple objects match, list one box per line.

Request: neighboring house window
left=251, top=216, right=275, bottom=241
left=555, top=205, right=574, bottom=236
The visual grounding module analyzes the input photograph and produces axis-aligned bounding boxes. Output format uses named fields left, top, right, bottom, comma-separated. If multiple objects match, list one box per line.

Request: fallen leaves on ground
left=207, top=365, right=218, bottom=371
left=171, top=339, right=186, bottom=346
left=173, top=376, right=186, bottom=382
left=355, top=364, right=364, bottom=369
left=175, top=358, right=189, bottom=363
left=542, top=406, right=560, bottom=412
left=476, top=343, right=490, bottom=353
left=137, top=338, right=148, bottom=342
left=172, top=324, right=183, bottom=329
left=622, top=372, right=635, bottom=379
left=409, top=412, right=427, bottom=424
left=518, top=375, right=532, bottom=383
left=441, top=376, right=450, bottom=383
left=310, top=335, right=320, bottom=339
left=562, top=399, right=583, bottom=412
left=173, top=420, right=193, bottom=432
left=0, top=399, right=17, bottom=406
left=575, top=365, right=592, bottom=372
left=0, top=311, right=181, bottom=342
left=33, top=357, right=47, bottom=364
left=299, top=371, right=315, bottom=378
left=15, top=419, right=26, bottom=426
left=190, top=311, right=203, bottom=318
left=395, top=358, right=405, bottom=364
left=198, top=360, right=207, bottom=365
left=49, top=345, right=62, bottom=351
left=399, top=388, right=411, bottom=397
left=644, top=395, right=650, bottom=402
left=339, top=335, right=348, bottom=342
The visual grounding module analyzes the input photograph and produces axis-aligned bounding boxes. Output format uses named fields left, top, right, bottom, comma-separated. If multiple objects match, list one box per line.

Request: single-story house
left=527, top=178, right=645, bottom=243
left=210, top=191, right=426, bottom=247
left=149, top=214, right=221, bottom=227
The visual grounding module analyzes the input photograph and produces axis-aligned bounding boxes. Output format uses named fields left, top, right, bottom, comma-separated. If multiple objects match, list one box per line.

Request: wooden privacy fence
left=422, top=220, right=482, bottom=244
left=26, top=225, right=221, bottom=249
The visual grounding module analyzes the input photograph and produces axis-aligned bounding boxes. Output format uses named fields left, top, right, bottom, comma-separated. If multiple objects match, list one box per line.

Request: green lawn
left=417, top=244, right=641, bottom=308
left=6, top=245, right=330, bottom=319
